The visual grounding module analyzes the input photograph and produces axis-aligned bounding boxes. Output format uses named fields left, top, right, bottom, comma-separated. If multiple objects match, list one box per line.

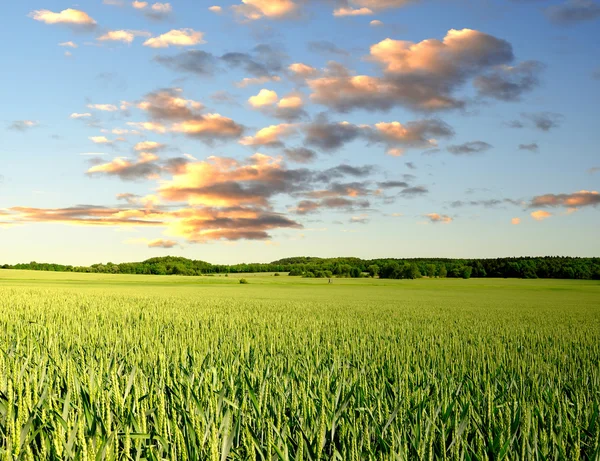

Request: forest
left=3, top=255, right=599, bottom=280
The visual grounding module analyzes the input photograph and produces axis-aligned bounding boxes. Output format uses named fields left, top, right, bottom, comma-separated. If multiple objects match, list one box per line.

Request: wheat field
left=1, top=270, right=599, bottom=460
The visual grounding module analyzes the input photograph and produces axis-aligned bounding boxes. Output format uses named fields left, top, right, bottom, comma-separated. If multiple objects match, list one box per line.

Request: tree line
left=2, top=256, right=599, bottom=280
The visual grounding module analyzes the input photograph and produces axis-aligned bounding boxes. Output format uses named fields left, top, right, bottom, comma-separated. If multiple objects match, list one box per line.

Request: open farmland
left=0, top=270, right=599, bottom=460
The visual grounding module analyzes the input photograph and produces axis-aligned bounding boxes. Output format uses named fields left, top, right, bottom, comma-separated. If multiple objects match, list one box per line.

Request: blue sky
left=0, top=0, right=599, bottom=265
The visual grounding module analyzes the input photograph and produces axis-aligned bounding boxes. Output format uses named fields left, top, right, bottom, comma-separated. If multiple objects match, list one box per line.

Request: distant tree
left=403, top=263, right=421, bottom=279
left=461, top=266, right=472, bottom=279
left=426, top=264, right=436, bottom=278
left=350, top=267, right=361, bottom=278
left=367, top=265, right=380, bottom=278
left=439, top=265, right=448, bottom=278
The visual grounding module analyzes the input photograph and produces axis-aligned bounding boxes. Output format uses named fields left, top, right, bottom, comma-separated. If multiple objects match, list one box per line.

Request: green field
left=1, top=270, right=599, bottom=460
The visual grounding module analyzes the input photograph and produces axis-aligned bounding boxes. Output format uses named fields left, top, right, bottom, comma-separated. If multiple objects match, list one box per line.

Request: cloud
left=370, top=119, right=454, bottom=155
left=3, top=149, right=395, bottom=242
left=303, top=115, right=453, bottom=154
left=377, top=180, right=408, bottom=189
left=588, top=167, right=600, bottom=174
left=293, top=197, right=371, bottom=215
left=506, top=120, right=524, bottom=129
left=8, top=120, right=38, bottom=131
left=248, top=89, right=279, bottom=107
left=236, top=76, right=282, bottom=87
left=248, top=89, right=307, bottom=120
left=133, top=2, right=173, bottom=20
left=4, top=204, right=303, bottom=243
left=424, top=213, right=452, bottom=223
left=531, top=210, right=552, bottom=221
left=349, top=214, right=370, bottom=224
left=70, top=113, right=92, bottom=119
left=308, top=41, right=349, bottom=56
left=89, top=136, right=113, bottom=144
left=158, top=153, right=308, bottom=207
left=474, top=61, right=544, bottom=102
left=231, top=0, right=419, bottom=21
left=88, top=104, right=119, bottom=112
left=135, top=88, right=244, bottom=143
left=126, top=237, right=180, bottom=248
left=450, top=198, right=517, bottom=208
left=59, top=41, right=78, bottom=48
left=172, top=115, right=244, bottom=142
left=545, top=0, right=600, bottom=24
left=210, top=91, right=239, bottom=105
left=7, top=206, right=165, bottom=227
left=127, top=121, right=168, bottom=133
left=522, top=112, right=563, bottom=131
left=99, top=30, right=151, bottom=44
left=447, top=141, right=492, bottom=155
left=144, top=29, right=206, bottom=48
left=397, top=185, right=427, bottom=197
left=155, top=44, right=284, bottom=79
left=137, top=88, right=204, bottom=120
left=309, top=29, right=537, bottom=113
left=284, top=147, right=317, bottom=163
left=528, top=190, right=600, bottom=209
left=288, top=62, right=318, bottom=78
left=168, top=207, right=302, bottom=242
left=209, top=6, right=223, bottom=13
left=511, top=217, right=521, bottom=225
left=232, top=0, right=300, bottom=21
left=519, top=142, right=539, bottom=152
left=370, top=19, right=384, bottom=26
left=87, top=153, right=161, bottom=180
left=29, top=9, right=97, bottom=30
left=134, top=141, right=164, bottom=151
left=333, top=7, right=374, bottom=16
left=304, top=118, right=361, bottom=151
left=240, top=123, right=297, bottom=147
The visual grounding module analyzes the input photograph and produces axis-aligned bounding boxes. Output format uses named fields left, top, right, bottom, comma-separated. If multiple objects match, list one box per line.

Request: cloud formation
left=303, top=115, right=453, bottom=154
left=144, top=29, right=206, bottom=48
left=29, top=9, right=97, bottom=29
left=8, top=120, right=38, bottom=131
left=133, top=88, right=244, bottom=143
left=133, top=2, right=173, bottom=20
left=545, top=0, right=600, bottom=24
left=528, top=190, right=600, bottom=209
left=99, top=30, right=151, bottom=44
left=447, top=141, right=492, bottom=155
left=522, top=112, right=563, bottom=131
left=240, top=123, right=297, bottom=147
left=308, top=29, right=540, bottom=113
left=424, top=213, right=452, bottom=223
left=87, top=153, right=161, bottom=180
left=518, top=143, right=539, bottom=152
left=531, top=210, right=552, bottom=221
left=155, top=44, right=284, bottom=80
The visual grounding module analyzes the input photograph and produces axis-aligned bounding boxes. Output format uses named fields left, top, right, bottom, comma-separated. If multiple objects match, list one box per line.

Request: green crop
left=0, top=271, right=599, bottom=460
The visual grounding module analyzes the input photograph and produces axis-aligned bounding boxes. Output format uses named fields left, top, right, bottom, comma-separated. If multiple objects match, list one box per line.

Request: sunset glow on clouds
left=0, top=0, right=596, bottom=264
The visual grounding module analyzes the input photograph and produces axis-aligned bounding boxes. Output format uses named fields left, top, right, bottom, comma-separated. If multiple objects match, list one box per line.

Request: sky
left=0, top=0, right=599, bottom=265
